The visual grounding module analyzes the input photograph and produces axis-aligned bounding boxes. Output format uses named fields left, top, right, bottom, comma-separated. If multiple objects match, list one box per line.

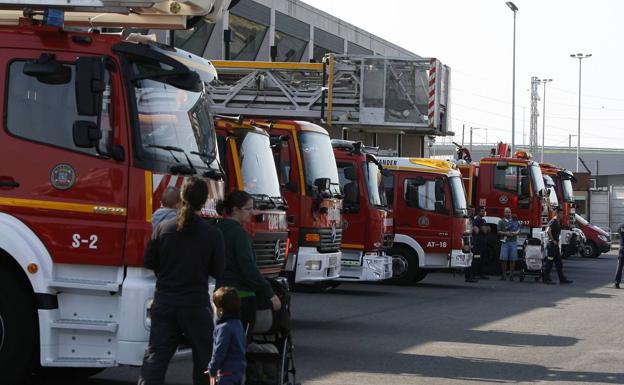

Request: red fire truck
left=0, top=1, right=233, bottom=382
left=215, top=118, right=289, bottom=276
left=249, top=119, right=342, bottom=285
left=332, top=140, right=394, bottom=282
left=377, top=157, right=473, bottom=284
left=455, top=143, right=549, bottom=267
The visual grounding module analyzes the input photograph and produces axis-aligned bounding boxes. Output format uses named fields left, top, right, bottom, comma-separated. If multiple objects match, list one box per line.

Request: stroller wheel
left=280, top=334, right=296, bottom=385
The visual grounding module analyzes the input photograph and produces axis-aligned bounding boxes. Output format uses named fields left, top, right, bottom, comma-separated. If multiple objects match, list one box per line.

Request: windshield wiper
left=191, top=150, right=225, bottom=180
left=148, top=144, right=196, bottom=175
left=250, top=193, right=286, bottom=210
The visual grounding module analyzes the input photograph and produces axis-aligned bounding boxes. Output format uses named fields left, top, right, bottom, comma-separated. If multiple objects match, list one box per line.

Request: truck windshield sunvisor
left=299, top=132, right=341, bottom=196
left=449, top=176, right=468, bottom=217
left=238, top=131, right=282, bottom=199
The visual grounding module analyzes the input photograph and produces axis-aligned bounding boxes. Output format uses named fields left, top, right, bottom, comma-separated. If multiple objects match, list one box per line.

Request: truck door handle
left=0, top=178, right=19, bottom=188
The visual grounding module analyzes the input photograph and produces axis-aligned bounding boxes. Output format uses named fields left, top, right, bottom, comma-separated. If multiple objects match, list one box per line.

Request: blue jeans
left=499, top=241, right=518, bottom=261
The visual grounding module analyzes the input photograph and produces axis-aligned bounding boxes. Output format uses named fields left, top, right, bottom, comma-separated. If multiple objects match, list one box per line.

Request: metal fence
left=589, top=186, right=624, bottom=233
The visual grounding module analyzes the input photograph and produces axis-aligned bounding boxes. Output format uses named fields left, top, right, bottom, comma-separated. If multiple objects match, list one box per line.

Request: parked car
left=575, top=214, right=611, bottom=258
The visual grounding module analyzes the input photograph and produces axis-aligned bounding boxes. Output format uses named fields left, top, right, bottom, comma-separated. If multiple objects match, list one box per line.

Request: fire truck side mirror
left=76, top=57, right=105, bottom=116
left=73, top=120, right=102, bottom=148
left=343, top=167, right=357, bottom=181
left=23, top=53, right=71, bottom=85
left=520, top=176, right=530, bottom=197
left=434, top=177, right=445, bottom=202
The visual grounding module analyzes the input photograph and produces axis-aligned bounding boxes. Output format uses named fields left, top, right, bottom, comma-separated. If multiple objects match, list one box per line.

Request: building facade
left=172, top=0, right=433, bottom=156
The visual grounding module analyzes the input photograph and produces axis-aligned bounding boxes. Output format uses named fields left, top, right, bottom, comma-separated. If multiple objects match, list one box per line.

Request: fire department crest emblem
left=499, top=195, right=509, bottom=204
left=418, top=216, right=430, bottom=228
left=50, top=163, right=76, bottom=190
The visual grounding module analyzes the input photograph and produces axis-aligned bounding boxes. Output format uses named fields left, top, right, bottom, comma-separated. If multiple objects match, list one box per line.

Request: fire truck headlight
left=304, top=260, right=322, bottom=271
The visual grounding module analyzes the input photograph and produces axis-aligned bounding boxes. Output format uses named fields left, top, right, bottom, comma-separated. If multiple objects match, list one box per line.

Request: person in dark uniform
left=472, top=207, right=490, bottom=280
left=544, top=207, right=573, bottom=285
left=614, top=223, right=624, bottom=289
left=215, top=190, right=281, bottom=336
left=139, top=177, right=226, bottom=385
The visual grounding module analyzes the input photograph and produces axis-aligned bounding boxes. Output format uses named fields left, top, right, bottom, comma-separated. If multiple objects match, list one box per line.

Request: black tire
left=0, top=268, right=37, bottom=385
left=579, top=241, right=599, bottom=258
left=279, top=335, right=296, bottom=385
left=386, top=245, right=421, bottom=285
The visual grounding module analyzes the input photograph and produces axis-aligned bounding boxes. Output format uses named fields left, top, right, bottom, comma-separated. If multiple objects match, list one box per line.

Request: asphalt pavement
left=38, top=251, right=624, bottom=385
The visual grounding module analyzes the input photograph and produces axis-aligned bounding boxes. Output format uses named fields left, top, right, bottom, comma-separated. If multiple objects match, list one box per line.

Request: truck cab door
left=397, top=173, right=451, bottom=267
left=1, top=51, right=129, bottom=266
left=336, top=162, right=363, bottom=249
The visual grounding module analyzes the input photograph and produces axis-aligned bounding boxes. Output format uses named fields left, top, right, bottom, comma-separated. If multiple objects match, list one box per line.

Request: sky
left=302, top=0, right=624, bottom=149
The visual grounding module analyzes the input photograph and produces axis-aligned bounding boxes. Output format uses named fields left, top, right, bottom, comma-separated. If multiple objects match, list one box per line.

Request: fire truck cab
left=0, top=1, right=233, bottom=382
left=215, top=118, right=289, bottom=277
left=332, top=140, right=393, bottom=282
left=378, top=157, right=472, bottom=284
left=268, top=120, right=343, bottom=284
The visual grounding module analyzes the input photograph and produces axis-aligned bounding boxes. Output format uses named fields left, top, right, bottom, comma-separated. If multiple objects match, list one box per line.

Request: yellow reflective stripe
left=145, top=170, right=153, bottom=223
left=0, top=197, right=126, bottom=216
left=211, top=60, right=323, bottom=71
left=228, top=139, right=244, bottom=189
left=341, top=243, right=365, bottom=250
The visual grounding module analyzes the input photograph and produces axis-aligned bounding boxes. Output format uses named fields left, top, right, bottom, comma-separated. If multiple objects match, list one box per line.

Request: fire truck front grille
left=318, top=228, right=342, bottom=253
left=253, top=232, right=288, bottom=277
left=382, top=233, right=394, bottom=249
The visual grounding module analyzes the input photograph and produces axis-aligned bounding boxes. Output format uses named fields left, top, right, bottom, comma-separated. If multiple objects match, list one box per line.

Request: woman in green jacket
left=216, top=190, right=281, bottom=334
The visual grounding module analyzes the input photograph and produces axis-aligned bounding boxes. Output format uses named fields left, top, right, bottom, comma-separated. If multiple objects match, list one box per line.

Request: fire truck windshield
left=562, top=178, right=575, bottom=202
left=299, top=132, right=341, bottom=196
left=449, top=176, right=468, bottom=217
left=363, top=161, right=387, bottom=207
left=238, top=131, right=282, bottom=199
left=529, top=163, right=546, bottom=196
left=127, top=59, right=218, bottom=171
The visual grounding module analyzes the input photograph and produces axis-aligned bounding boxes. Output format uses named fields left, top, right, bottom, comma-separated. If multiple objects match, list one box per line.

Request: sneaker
left=560, top=279, right=573, bottom=284
left=543, top=280, right=555, bottom=285
left=615, top=283, right=621, bottom=289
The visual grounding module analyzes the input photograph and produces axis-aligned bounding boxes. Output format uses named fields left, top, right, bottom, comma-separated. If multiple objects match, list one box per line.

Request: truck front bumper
left=337, top=251, right=393, bottom=282
left=294, top=247, right=341, bottom=283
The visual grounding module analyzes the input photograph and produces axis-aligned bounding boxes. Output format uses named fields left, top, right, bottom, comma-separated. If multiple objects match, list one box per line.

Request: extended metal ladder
left=208, top=55, right=451, bottom=135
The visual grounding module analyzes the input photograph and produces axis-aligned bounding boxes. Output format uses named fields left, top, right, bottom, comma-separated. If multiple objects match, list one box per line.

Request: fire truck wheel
left=386, top=245, right=419, bottom=285
left=0, top=268, right=37, bottom=384
left=579, top=241, right=599, bottom=258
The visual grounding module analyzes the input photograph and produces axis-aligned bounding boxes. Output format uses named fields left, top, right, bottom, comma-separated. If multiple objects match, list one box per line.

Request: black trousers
left=465, top=255, right=483, bottom=279
left=615, top=250, right=624, bottom=284
left=240, top=295, right=257, bottom=336
left=544, top=242, right=566, bottom=282
left=138, top=303, right=213, bottom=385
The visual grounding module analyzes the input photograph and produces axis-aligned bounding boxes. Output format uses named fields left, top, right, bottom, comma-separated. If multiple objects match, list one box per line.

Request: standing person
left=544, top=207, right=573, bottom=285
left=152, top=186, right=181, bottom=229
left=464, top=207, right=478, bottom=283
left=614, top=224, right=624, bottom=289
left=206, top=287, right=246, bottom=385
left=139, top=177, right=226, bottom=385
left=472, top=207, right=490, bottom=280
left=498, top=207, right=520, bottom=280
left=216, top=190, right=281, bottom=336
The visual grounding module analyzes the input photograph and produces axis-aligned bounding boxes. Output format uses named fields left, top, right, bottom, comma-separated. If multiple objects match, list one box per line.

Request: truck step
left=47, top=357, right=116, bottom=368
left=51, top=318, right=118, bottom=333
left=49, top=278, right=120, bottom=292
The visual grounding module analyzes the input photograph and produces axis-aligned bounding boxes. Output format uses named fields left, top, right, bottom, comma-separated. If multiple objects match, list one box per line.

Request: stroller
left=519, top=238, right=543, bottom=282
left=246, top=277, right=297, bottom=385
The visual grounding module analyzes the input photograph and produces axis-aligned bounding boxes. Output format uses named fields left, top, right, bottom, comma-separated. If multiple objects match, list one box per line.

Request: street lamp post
left=570, top=53, right=592, bottom=172
left=540, top=78, right=553, bottom=162
left=506, top=2, right=518, bottom=154
left=470, top=127, right=484, bottom=153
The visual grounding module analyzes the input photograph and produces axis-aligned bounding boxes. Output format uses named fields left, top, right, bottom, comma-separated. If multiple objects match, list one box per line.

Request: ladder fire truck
left=215, top=117, right=289, bottom=276
left=377, top=157, right=472, bottom=284
left=0, top=0, right=235, bottom=382
left=332, top=140, right=394, bottom=282
left=454, top=143, right=550, bottom=269
left=205, top=55, right=451, bottom=283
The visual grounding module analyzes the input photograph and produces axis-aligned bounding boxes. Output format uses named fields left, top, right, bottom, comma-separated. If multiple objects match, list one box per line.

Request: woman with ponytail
left=215, top=190, right=282, bottom=336
left=140, top=176, right=225, bottom=385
